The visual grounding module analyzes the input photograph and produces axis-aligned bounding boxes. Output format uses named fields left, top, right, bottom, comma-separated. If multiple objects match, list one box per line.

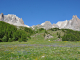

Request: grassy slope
left=0, top=30, right=80, bottom=60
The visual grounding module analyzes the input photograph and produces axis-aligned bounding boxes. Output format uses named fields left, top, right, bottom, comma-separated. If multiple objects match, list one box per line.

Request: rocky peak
left=41, top=21, right=52, bottom=26
left=0, top=13, right=4, bottom=21
left=41, top=21, right=53, bottom=30
left=45, top=21, right=52, bottom=25
left=0, top=13, right=29, bottom=27
left=1, top=13, right=4, bottom=17
left=45, top=21, right=51, bottom=23
left=73, top=15, right=78, bottom=18
left=72, top=15, right=79, bottom=20
left=19, top=18, right=24, bottom=25
left=72, top=15, right=80, bottom=23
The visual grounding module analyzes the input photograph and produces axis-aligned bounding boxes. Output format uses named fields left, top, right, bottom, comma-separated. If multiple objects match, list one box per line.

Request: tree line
left=62, top=29, right=80, bottom=41
left=0, top=21, right=35, bottom=42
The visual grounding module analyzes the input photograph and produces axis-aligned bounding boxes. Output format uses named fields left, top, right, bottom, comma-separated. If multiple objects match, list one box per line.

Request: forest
left=0, top=21, right=35, bottom=42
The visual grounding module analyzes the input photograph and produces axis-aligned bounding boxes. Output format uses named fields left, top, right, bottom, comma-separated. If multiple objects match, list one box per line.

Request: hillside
left=0, top=21, right=34, bottom=42
left=0, top=21, right=80, bottom=42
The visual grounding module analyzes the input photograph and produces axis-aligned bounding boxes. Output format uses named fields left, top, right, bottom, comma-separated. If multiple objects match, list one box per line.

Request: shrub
left=2, top=36, right=7, bottom=42
left=57, top=32, right=58, bottom=35
left=50, top=28, right=59, bottom=31
left=58, top=33, right=61, bottom=38
left=43, top=33, right=46, bottom=37
left=21, top=34, right=28, bottom=42
left=18, top=38, right=22, bottom=42
left=39, top=28, right=45, bottom=31
left=8, top=38, right=13, bottom=42
left=62, top=29, right=80, bottom=41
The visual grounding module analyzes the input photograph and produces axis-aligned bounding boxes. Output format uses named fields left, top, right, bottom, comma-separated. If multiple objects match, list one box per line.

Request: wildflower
left=64, top=41, right=67, bottom=42
left=27, top=58, right=29, bottom=59
left=35, top=58, right=37, bottom=60
left=48, top=40, right=50, bottom=41
left=11, top=52, right=14, bottom=54
left=54, top=48, right=55, bottom=49
left=11, top=48, right=13, bottom=49
left=41, top=56, right=45, bottom=58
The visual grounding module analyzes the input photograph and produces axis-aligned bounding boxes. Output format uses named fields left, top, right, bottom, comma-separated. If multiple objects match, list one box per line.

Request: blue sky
left=0, top=0, right=80, bottom=26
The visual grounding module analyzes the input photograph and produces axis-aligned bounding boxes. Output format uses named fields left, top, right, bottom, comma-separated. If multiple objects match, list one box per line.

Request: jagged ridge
left=0, top=13, right=29, bottom=27
left=0, top=13, right=80, bottom=31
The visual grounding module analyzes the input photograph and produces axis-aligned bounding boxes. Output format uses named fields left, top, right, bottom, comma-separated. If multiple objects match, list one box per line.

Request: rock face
left=31, top=15, right=80, bottom=31
left=52, top=24, right=59, bottom=28
left=40, top=21, right=53, bottom=30
left=56, top=15, right=80, bottom=31
left=0, top=13, right=4, bottom=21
left=40, top=15, right=80, bottom=31
left=0, top=13, right=29, bottom=27
left=41, top=21, right=53, bottom=30
left=32, top=21, right=53, bottom=30
left=56, top=20, right=68, bottom=29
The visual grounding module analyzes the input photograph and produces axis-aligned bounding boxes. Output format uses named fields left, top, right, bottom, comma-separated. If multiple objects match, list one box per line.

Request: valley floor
left=0, top=40, right=80, bottom=60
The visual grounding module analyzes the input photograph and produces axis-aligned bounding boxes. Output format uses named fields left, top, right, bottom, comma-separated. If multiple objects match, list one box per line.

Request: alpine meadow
left=0, top=0, right=80, bottom=60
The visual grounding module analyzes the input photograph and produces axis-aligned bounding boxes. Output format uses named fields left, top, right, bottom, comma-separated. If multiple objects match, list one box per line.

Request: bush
left=58, top=33, right=61, bottom=38
left=21, top=34, right=28, bottom=42
left=18, top=38, right=22, bottom=42
left=39, top=28, right=45, bottom=31
left=57, top=32, right=58, bottom=35
left=8, top=38, right=13, bottom=42
left=43, top=33, right=46, bottom=37
left=62, top=29, right=80, bottom=41
left=2, top=36, right=7, bottom=42
left=12, top=37, right=16, bottom=41
left=50, top=28, right=59, bottom=31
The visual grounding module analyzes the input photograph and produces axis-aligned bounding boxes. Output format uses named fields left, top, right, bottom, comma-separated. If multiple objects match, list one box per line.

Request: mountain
left=56, top=15, right=80, bottom=31
left=41, top=21, right=53, bottom=30
left=1, top=13, right=80, bottom=31
left=31, top=15, right=80, bottom=31
left=0, top=13, right=29, bottom=27
left=31, top=21, right=53, bottom=30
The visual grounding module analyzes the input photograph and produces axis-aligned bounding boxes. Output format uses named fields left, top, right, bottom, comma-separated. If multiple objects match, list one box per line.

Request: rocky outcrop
left=0, top=13, right=4, bottom=21
left=19, top=18, right=24, bottom=25
left=55, top=38, right=62, bottom=41
left=0, top=13, right=29, bottom=27
left=45, top=34, right=53, bottom=39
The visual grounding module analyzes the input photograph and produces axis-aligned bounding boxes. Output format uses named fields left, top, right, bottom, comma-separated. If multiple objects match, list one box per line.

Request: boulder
left=45, top=34, right=53, bottom=39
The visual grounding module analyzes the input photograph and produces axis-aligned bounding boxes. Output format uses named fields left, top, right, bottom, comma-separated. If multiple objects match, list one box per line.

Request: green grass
left=0, top=30, right=80, bottom=60
left=0, top=40, right=80, bottom=60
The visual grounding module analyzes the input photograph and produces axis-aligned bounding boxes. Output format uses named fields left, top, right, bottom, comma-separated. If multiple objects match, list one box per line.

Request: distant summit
left=0, top=13, right=29, bottom=27
left=41, top=21, right=53, bottom=30
left=56, top=15, right=80, bottom=31
left=32, top=15, right=80, bottom=31
left=0, top=13, right=80, bottom=31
